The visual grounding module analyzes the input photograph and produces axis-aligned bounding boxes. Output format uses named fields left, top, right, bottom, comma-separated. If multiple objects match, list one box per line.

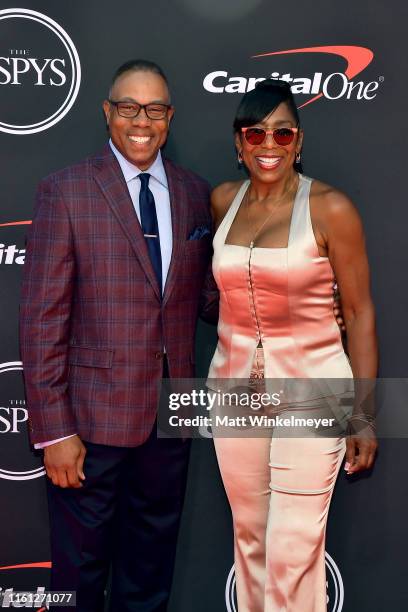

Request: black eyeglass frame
left=108, top=99, right=172, bottom=120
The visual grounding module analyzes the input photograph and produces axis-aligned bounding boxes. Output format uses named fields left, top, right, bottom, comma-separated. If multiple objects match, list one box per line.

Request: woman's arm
left=199, top=181, right=242, bottom=324
left=211, top=181, right=242, bottom=229
left=325, top=192, right=377, bottom=378
left=313, top=185, right=378, bottom=473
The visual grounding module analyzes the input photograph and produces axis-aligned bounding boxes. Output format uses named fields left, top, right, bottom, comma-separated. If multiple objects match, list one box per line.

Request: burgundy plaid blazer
left=20, top=145, right=212, bottom=446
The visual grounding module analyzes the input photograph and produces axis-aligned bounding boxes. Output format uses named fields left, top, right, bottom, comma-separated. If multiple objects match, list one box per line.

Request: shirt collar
left=109, top=139, right=168, bottom=189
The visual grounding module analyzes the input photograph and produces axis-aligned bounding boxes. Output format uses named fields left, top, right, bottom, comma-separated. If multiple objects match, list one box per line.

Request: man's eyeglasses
left=242, top=126, right=298, bottom=146
left=109, top=100, right=172, bottom=120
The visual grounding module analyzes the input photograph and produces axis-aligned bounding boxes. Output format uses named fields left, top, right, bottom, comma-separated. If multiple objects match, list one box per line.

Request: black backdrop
left=1, top=1, right=407, bottom=610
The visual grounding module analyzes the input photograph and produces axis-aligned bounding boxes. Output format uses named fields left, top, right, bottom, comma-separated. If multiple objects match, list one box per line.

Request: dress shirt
left=109, top=139, right=172, bottom=291
left=34, top=142, right=173, bottom=449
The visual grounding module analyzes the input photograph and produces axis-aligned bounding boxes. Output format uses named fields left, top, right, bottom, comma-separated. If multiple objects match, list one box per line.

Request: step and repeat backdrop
left=1, top=1, right=408, bottom=610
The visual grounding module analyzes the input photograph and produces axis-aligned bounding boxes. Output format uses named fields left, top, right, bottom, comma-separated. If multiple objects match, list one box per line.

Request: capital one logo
left=225, top=552, right=344, bottom=611
left=0, top=8, right=81, bottom=134
left=0, top=243, right=25, bottom=265
left=0, top=362, right=45, bottom=481
left=203, top=45, right=382, bottom=106
left=0, top=220, right=31, bottom=264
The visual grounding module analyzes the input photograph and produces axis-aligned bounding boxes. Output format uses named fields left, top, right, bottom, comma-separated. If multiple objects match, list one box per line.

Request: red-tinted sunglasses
left=242, top=126, right=298, bottom=146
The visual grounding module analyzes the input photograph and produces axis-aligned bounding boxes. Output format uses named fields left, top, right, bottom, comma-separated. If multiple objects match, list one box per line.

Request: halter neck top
left=208, top=174, right=353, bottom=381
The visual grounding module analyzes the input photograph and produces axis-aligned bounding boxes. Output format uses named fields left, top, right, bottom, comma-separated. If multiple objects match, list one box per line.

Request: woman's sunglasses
left=241, top=126, right=298, bottom=146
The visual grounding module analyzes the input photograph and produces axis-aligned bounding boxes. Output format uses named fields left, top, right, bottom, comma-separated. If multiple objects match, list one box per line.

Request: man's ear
left=102, top=100, right=111, bottom=126
left=167, top=106, right=175, bottom=124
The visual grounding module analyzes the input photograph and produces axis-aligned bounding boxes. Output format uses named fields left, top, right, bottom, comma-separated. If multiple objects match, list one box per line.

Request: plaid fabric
left=19, top=145, right=212, bottom=446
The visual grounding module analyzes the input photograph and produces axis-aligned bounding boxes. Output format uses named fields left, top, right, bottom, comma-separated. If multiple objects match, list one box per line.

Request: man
left=19, top=59, right=212, bottom=612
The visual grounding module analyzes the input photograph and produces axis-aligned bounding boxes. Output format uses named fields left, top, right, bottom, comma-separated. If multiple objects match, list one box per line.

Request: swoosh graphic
left=0, top=220, right=31, bottom=227
left=0, top=561, right=51, bottom=570
left=252, top=45, right=374, bottom=108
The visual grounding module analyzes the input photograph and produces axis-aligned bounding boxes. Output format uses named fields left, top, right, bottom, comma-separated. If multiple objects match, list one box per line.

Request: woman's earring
left=237, top=151, right=243, bottom=168
left=295, top=152, right=301, bottom=163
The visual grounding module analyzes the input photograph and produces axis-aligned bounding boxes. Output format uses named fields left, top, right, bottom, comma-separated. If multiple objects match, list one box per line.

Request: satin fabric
left=208, top=174, right=352, bottom=381
left=214, top=435, right=345, bottom=612
left=209, top=175, right=351, bottom=612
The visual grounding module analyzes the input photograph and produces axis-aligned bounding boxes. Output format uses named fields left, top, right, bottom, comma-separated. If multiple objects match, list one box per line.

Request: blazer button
left=155, top=351, right=163, bottom=360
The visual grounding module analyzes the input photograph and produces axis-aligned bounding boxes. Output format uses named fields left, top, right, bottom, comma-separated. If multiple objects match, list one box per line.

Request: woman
left=208, top=79, right=377, bottom=612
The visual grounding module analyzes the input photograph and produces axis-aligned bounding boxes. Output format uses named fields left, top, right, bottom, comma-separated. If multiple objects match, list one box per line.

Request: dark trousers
left=46, top=424, right=191, bottom=612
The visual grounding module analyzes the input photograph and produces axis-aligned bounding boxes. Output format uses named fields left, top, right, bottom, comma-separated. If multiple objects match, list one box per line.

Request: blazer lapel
left=93, top=145, right=161, bottom=301
left=162, top=157, right=188, bottom=306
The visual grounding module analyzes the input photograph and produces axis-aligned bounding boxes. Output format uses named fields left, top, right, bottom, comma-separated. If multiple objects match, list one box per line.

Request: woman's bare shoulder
left=310, top=178, right=359, bottom=222
left=211, top=180, right=246, bottom=227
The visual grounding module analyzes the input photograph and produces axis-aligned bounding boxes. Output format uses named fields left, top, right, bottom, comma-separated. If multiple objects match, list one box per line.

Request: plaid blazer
left=20, top=145, right=212, bottom=446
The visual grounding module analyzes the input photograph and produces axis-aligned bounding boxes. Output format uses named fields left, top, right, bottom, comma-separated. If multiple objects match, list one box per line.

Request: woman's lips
left=255, top=156, right=282, bottom=170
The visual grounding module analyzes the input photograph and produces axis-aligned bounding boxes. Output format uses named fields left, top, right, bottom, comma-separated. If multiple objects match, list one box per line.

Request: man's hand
left=44, top=435, right=86, bottom=488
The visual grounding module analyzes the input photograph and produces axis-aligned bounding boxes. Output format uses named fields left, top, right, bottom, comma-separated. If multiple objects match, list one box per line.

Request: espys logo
left=203, top=45, right=382, bottom=106
left=225, top=552, right=344, bottom=611
left=0, top=362, right=45, bottom=481
left=0, top=8, right=81, bottom=134
left=0, top=220, right=31, bottom=265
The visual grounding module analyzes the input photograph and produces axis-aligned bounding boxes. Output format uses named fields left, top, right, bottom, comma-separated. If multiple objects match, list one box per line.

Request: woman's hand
left=333, top=284, right=346, bottom=332
left=345, top=424, right=378, bottom=474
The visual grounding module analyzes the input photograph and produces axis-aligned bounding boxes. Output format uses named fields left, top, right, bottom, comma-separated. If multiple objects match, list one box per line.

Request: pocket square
left=188, top=226, right=211, bottom=240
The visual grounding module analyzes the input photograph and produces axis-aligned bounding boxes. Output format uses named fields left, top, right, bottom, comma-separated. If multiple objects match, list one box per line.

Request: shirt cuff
left=34, top=434, right=77, bottom=449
